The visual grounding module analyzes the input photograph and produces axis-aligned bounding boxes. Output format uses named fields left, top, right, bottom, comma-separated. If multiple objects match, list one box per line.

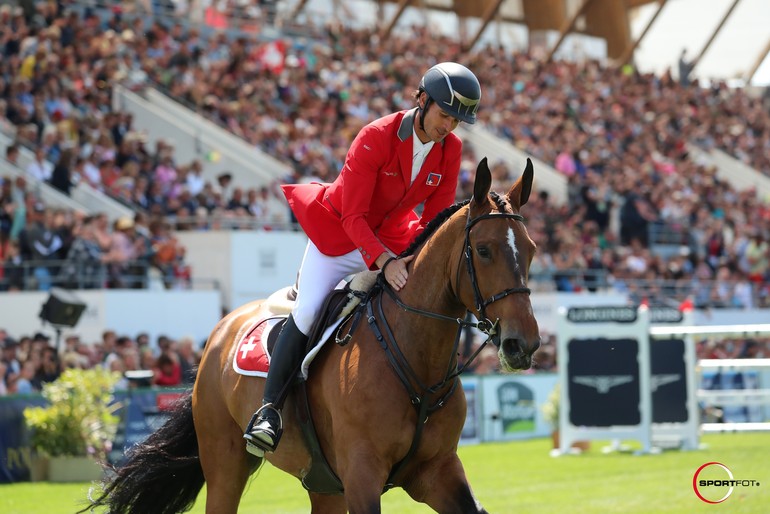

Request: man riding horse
left=244, top=62, right=483, bottom=455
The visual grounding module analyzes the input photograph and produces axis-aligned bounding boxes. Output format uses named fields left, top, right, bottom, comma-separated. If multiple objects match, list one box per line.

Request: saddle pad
left=232, top=315, right=346, bottom=380
left=233, top=317, right=284, bottom=376
left=233, top=272, right=377, bottom=379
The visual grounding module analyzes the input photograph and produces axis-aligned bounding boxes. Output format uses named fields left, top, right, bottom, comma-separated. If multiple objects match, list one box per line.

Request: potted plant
left=541, top=383, right=590, bottom=453
left=23, top=368, right=121, bottom=482
left=541, top=382, right=562, bottom=449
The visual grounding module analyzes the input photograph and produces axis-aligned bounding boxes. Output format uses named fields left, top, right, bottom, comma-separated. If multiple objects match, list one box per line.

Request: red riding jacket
left=282, top=108, right=462, bottom=269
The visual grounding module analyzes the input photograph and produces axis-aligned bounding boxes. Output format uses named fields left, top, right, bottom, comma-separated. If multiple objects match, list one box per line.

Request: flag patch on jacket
left=426, top=173, right=442, bottom=186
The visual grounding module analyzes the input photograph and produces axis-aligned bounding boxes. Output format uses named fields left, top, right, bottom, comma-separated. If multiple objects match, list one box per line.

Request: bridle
left=368, top=205, right=532, bottom=393
left=379, top=208, right=531, bottom=349
left=461, top=210, right=532, bottom=341
left=362, top=205, right=532, bottom=489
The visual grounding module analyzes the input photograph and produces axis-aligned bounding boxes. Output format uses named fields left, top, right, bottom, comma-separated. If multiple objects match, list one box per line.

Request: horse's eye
left=476, top=246, right=491, bottom=259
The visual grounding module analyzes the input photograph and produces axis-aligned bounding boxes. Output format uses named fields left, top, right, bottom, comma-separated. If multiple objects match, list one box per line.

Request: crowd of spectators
left=0, top=3, right=768, bottom=309
left=0, top=187, right=191, bottom=291
left=0, top=326, right=201, bottom=396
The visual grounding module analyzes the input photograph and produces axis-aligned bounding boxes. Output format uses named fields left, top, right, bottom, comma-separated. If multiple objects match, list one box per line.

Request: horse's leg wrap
left=244, top=314, right=307, bottom=454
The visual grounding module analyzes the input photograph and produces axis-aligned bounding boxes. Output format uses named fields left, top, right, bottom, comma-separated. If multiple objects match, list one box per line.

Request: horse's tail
left=78, top=391, right=204, bottom=514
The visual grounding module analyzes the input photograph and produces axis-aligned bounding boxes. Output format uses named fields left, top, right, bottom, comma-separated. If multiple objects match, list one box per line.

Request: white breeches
left=291, top=241, right=369, bottom=335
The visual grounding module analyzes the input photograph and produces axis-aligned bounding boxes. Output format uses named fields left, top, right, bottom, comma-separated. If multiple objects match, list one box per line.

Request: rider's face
left=415, top=93, right=460, bottom=144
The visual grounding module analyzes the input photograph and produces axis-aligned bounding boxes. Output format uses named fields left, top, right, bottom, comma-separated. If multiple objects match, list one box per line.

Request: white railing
left=113, top=85, right=291, bottom=189
left=0, top=157, right=84, bottom=213
left=1, top=133, right=134, bottom=221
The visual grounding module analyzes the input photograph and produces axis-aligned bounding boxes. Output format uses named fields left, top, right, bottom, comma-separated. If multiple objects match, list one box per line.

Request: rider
left=244, top=62, right=482, bottom=455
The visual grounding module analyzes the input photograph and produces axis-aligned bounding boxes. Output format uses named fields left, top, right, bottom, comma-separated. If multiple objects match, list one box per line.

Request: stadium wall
left=0, top=290, right=221, bottom=351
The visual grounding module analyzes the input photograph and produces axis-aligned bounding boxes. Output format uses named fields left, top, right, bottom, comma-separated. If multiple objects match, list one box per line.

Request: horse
left=81, top=157, right=541, bottom=514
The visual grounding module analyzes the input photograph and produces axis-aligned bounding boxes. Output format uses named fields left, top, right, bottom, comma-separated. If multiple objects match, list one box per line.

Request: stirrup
left=243, top=403, right=284, bottom=455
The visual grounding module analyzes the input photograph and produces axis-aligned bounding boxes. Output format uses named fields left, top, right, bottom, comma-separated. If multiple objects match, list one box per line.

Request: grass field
left=1, top=433, right=767, bottom=513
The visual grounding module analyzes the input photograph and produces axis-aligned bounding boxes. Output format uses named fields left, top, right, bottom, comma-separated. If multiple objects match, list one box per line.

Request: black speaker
left=39, top=288, right=87, bottom=328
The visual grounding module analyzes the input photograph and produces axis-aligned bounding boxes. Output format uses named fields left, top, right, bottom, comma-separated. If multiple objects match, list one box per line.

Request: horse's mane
left=398, top=191, right=512, bottom=258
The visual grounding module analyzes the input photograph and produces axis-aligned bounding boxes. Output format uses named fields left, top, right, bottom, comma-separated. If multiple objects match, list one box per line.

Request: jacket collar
left=398, top=108, right=445, bottom=146
left=397, top=108, right=417, bottom=142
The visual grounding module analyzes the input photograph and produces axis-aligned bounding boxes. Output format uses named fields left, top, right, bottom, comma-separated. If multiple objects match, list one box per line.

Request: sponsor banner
left=651, top=339, right=688, bottom=423
left=0, top=395, right=46, bottom=483
left=479, top=374, right=558, bottom=441
left=460, top=377, right=481, bottom=445
left=568, top=337, right=641, bottom=426
left=109, top=389, right=187, bottom=466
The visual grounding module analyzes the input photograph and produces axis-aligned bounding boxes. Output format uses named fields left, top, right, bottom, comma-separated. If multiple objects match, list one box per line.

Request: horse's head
left=461, top=157, right=541, bottom=371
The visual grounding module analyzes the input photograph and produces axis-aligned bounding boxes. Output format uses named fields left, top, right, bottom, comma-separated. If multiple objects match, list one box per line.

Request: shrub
left=23, top=368, right=121, bottom=460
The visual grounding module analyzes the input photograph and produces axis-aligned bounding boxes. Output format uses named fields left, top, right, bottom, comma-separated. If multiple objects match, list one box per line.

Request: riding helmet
left=419, top=62, right=481, bottom=124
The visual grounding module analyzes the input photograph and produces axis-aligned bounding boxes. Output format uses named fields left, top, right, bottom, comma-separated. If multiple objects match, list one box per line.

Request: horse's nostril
left=502, top=338, right=522, bottom=356
left=503, top=337, right=540, bottom=356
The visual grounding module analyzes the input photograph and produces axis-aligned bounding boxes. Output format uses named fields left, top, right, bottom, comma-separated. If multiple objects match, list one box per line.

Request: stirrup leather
left=244, top=403, right=284, bottom=454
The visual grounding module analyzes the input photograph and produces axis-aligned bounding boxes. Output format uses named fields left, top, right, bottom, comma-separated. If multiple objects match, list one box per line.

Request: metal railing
left=0, top=258, right=217, bottom=292
left=529, top=269, right=767, bottom=309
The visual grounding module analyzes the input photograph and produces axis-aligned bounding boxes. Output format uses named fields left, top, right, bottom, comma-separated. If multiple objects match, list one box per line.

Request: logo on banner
left=573, top=375, right=634, bottom=394
left=693, top=462, right=761, bottom=504
left=651, top=373, right=681, bottom=392
left=567, top=306, right=637, bottom=323
left=497, top=382, right=535, bottom=433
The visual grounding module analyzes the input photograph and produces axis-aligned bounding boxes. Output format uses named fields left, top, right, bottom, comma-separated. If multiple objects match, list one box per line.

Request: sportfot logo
left=692, top=462, right=761, bottom=504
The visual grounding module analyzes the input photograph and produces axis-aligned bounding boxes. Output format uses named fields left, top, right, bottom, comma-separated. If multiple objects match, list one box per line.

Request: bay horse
left=81, top=157, right=541, bottom=514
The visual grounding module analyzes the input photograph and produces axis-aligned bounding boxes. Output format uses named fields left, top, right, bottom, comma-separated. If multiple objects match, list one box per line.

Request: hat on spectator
left=116, top=216, right=135, bottom=231
left=33, top=332, right=50, bottom=342
left=1, top=338, right=19, bottom=349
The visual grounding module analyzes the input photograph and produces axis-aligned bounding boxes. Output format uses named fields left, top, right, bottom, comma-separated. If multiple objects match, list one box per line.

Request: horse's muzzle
left=499, top=336, right=541, bottom=371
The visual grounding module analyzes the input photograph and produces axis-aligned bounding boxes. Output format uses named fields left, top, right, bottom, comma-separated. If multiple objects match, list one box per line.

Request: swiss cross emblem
left=426, top=172, right=442, bottom=186
left=240, top=336, right=259, bottom=359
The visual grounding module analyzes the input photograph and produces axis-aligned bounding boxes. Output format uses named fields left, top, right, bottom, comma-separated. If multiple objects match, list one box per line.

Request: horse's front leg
left=405, top=453, right=488, bottom=514
left=338, top=448, right=390, bottom=514
left=309, top=491, right=347, bottom=514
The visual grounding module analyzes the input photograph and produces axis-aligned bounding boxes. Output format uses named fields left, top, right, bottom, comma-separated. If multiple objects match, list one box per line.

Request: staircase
left=687, top=143, right=770, bottom=200
left=457, top=124, right=567, bottom=204
left=1, top=133, right=134, bottom=221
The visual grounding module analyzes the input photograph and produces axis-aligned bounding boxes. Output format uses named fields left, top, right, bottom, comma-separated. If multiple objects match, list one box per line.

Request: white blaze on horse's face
left=506, top=227, right=521, bottom=273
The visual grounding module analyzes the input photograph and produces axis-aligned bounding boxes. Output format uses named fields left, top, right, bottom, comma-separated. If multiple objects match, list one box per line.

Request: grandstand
left=0, top=0, right=769, bottom=493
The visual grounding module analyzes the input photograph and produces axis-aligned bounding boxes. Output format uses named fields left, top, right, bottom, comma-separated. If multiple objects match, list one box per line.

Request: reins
left=362, top=206, right=532, bottom=489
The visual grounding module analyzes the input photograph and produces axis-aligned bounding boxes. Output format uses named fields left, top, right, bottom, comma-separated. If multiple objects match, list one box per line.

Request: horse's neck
left=387, top=223, right=466, bottom=378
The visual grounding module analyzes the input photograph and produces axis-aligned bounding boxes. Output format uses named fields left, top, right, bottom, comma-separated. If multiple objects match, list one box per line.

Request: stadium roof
left=291, top=0, right=770, bottom=86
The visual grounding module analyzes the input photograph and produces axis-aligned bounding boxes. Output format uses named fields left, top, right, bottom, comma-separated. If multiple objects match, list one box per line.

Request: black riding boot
left=244, top=315, right=308, bottom=454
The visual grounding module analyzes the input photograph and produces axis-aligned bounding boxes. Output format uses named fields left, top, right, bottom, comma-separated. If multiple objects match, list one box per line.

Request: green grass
left=1, top=433, right=767, bottom=513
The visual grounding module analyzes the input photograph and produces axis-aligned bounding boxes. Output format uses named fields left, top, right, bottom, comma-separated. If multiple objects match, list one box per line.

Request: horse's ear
left=473, top=157, right=492, bottom=207
left=508, top=157, right=534, bottom=210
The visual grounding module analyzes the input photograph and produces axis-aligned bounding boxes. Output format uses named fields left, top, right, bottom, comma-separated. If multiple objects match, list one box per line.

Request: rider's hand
left=381, top=255, right=414, bottom=291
